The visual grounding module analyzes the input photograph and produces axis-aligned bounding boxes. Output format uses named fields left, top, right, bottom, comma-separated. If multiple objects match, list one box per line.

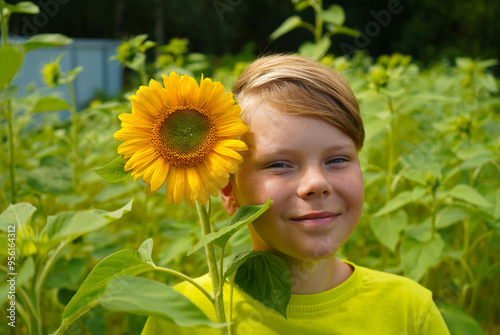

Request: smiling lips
left=290, top=212, right=340, bottom=227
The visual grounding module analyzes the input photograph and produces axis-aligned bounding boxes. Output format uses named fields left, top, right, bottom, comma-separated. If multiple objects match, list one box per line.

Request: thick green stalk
left=17, top=288, right=35, bottom=334
left=313, top=0, right=323, bottom=43
left=66, top=80, right=79, bottom=190
left=139, top=62, right=148, bottom=86
left=33, top=239, right=71, bottom=334
left=467, top=234, right=492, bottom=314
left=196, top=202, right=227, bottom=335
left=430, top=189, right=437, bottom=240
left=5, top=100, right=16, bottom=202
left=0, top=5, right=8, bottom=47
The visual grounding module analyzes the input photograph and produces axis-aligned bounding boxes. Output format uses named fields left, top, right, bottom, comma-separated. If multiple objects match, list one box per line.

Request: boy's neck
left=285, top=257, right=353, bottom=295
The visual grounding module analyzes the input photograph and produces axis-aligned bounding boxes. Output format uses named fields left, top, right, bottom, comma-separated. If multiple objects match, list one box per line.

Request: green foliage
left=98, top=276, right=218, bottom=328
left=270, top=1, right=359, bottom=59
left=56, top=240, right=154, bottom=333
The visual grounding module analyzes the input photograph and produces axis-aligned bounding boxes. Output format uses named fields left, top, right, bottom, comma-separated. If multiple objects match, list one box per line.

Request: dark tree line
left=8, top=0, right=500, bottom=66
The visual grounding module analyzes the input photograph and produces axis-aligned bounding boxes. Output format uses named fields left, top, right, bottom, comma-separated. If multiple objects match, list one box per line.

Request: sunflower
left=114, top=72, right=249, bottom=207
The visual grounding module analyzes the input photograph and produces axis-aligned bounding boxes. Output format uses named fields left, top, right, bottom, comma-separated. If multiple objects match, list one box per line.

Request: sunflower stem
left=5, top=99, right=16, bottom=202
left=0, top=4, right=9, bottom=47
left=196, top=201, right=228, bottom=335
left=152, top=265, right=214, bottom=303
left=66, top=79, right=79, bottom=190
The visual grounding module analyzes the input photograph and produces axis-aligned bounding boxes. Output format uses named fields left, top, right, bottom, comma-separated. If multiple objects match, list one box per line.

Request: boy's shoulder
left=351, top=261, right=433, bottom=304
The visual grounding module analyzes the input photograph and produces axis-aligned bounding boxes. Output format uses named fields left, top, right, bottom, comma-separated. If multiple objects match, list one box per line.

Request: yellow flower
left=114, top=72, right=249, bottom=207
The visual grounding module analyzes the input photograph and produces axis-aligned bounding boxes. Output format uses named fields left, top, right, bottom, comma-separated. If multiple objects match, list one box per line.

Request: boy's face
left=221, top=104, right=364, bottom=263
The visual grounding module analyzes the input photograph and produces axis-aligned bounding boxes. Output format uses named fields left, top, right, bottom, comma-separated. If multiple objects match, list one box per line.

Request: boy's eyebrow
left=258, top=142, right=355, bottom=156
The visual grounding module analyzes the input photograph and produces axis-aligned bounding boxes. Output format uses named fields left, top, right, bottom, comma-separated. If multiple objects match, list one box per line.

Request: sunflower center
left=150, top=105, right=218, bottom=168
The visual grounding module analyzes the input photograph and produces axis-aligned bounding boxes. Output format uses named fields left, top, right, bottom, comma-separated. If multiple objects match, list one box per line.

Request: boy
left=142, top=54, right=450, bottom=334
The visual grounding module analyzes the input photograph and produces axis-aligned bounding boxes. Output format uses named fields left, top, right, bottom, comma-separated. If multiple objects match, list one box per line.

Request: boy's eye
left=266, top=161, right=290, bottom=169
left=327, top=157, right=348, bottom=165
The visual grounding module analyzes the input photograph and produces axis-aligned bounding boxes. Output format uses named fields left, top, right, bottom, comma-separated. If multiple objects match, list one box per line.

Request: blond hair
left=233, top=54, right=364, bottom=150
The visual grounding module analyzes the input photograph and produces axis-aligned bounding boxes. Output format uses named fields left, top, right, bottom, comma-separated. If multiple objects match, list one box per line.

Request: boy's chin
left=276, top=245, right=339, bottom=265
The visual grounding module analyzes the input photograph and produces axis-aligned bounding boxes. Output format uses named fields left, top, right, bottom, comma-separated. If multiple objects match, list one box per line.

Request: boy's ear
left=220, top=181, right=240, bottom=216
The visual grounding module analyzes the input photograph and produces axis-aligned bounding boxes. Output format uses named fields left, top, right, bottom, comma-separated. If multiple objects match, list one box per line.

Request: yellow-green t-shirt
left=142, top=261, right=450, bottom=334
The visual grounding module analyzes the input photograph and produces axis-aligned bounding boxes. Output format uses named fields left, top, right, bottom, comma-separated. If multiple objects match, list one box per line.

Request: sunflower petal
left=217, top=139, right=249, bottom=151
left=217, top=122, right=250, bottom=138
left=213, top=145, right=244, bottom=163
left=114, top=127, right=149, bottom=141
left=124, top=147, right=157, bottom=171
left=117, top=138, right=151, bottom=156
left=149, top=159, right=170, bottom=193
left=162, top=72, right=180, bottom=106
left=186, top=167, right=202, bottom=201
left=119, top=113, right=152, bottom=129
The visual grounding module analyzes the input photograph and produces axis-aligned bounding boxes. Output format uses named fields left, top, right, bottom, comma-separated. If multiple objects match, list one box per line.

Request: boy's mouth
left=290, top=212, right=340, bottom=227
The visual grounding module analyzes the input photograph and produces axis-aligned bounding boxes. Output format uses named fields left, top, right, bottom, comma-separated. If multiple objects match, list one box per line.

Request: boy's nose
left=297, top=167, right=333, bottom=199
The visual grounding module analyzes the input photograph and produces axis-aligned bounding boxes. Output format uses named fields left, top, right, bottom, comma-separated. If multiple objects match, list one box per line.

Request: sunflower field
left=1, top=1, right=500, bottom=334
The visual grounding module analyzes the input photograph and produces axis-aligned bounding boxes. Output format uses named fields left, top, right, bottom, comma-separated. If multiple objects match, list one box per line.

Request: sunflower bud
left=116, top=41, right=136, bottom=64
left=370, top=66, right=389, bottom=91
left=42, top=61, right=61, bottom=87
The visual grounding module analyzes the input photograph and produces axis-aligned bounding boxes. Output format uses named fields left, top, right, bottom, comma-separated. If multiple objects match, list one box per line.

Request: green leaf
left=370, top=210, right=407, bottom=252
left=138, top=238, right=154, bottom=264
left=93, top=156, right=132, bottom=183
left=0, top=257, right=35, bottom=306
left=234, top=252, right=291, bottom=318
left=65, top=66, right=83, bottom=83
left=436, top=208, right=470, bottom=229
left=17, top=257, right=35, bottom=288
left=223, top=250, right=268, bottom=280
left=400, top=237, right=444, bottom=281
left=0, top=46, right=23, bottom=87
left=318, top=5, right=345, bottom=26
left=98, top=276, right=218, bottom=328
left=44, top=257, right=87, bottom=289
left=374, top=188, right=427, bottom=217
left=270, top=16, right=303, bottom=40
left=58, top=247, right=155, bottom=331
left=405, top=221, right=434, bottom=243
left=449, top=184, right=492, bottom=207
left=0, top=84, right=18, bottom=102
left=22, top=34, right=73, bottom=52
left=0, top=202, right=37, bottom=233
left=494, top=189, right=500, bottom=219
left=40, top=200, right=133, bottom=243
left=32, top=96, right=69, bottom=112
left=329, top=25, right=360, bottom=37
left=4, top=1, right=39, bottom=14
left=298, top=37, right=331, bottom=60
left=293, top=0, right=311, bottom=12
left=188, top=199, right=272, bottom=256
left=26, top=165, right=72, bottom=194
left=438, top=303, right=484, bottom=335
